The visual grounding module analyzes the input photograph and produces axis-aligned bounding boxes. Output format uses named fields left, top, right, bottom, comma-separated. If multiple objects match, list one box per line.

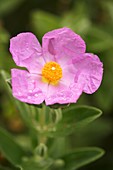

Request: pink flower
left=10, top=27, right=103, bottom=105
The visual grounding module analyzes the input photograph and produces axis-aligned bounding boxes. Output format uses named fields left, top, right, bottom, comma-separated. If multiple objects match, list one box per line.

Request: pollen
left=42, top=61, right=62, bottom=84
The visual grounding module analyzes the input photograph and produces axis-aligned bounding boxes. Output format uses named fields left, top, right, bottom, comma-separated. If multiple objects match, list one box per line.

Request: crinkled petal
left=42, top=27, right=86, bottom=64
left=61, top=65, right=75, bottom=85
left=10, top=33, right=45, bottom=73
left=72, top=53, right=103, bottom=94
left=45, top=81, right=83, bottom=105
left=11, top=69, right=48, bottom=104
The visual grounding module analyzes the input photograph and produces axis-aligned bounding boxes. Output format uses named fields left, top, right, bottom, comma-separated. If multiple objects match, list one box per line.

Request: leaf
left=102, top=1, right=113, bottom=20
left=47, top=105, right=102, bottom=137
left=74, top=118, right=112, bottom=147
left=21, top=157, right=53, bottom=170
left=60, top=147, right=105, bottom=170
left=0, top=0, right=24, bottom=16
left=0, top=127, right=27, bottom=166
left=0, top=27, right=9, bottom=44
left=61, top=2, right=91, bottom=36
left=31, top=10, right=61, bottom=38
left=48, top=138, right=68, bottom=159
left=86, top=26, right=113, bottom=52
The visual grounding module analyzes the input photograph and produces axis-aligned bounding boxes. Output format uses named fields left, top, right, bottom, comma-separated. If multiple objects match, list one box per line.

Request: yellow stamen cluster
left=42, top=61, right=62, bottom=85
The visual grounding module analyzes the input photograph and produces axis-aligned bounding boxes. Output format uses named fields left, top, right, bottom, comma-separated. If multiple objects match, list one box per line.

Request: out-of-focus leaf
left=0, top=27, right=9, bottom=44
left=47, top=106, right=102, bottom=137
left=72, top=118, right=113, bottom=147
left=61, top=2, right=91, bottom=36
left=0, top=127, right=26, bottom=166
left=0, top=166, right=10, bottom=170
left=102, top=1, right=113, bottom=20
left=86, top=26, right=113, bottom=52
left=48, top=138, right=68, bottom=159
left=59, top=147, right=104, bottom=170
left=0, top=0, right=24, bottom=16
left=0, top=27, right=16, bottom=71
left=0, top=166, right=9, bottom=170
left=31, top=10, right=61, bottom=39
left=62, top=16, right=90, bottom=36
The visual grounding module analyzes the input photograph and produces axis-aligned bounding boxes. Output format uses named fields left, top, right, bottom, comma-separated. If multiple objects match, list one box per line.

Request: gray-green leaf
left=0, top=127, right=27, bottom=166
left=59, top=147, right=104, bottom=170
left=47, top=105, right=102, bottom=137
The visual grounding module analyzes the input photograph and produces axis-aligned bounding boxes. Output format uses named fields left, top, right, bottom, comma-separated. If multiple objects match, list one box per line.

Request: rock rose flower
left=10, top=27, right=103, bottom=105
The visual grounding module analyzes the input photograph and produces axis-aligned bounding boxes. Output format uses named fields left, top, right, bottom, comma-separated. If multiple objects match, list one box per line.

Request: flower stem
left=37, top=104, right=46, bottom=143
left=38, top=104, right=46, bottom=128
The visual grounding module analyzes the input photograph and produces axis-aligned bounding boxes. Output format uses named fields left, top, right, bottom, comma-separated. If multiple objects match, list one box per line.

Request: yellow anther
left=42, top=61, right=62, bottom=85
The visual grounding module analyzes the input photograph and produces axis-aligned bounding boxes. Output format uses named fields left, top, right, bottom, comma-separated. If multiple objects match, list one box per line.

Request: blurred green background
left=0, top=0, right=113, bottom=169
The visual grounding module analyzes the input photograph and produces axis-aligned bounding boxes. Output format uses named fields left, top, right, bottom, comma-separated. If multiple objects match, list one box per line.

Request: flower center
left=42, top=61, right=62, bottom=85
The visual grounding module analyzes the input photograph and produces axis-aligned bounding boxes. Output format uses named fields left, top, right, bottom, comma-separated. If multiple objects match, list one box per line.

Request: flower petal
left=61, top=64, right=75, bottom=85
left=72, top=53, right=103, bottom=94
left=10, top=33, right=45, bottom=73
left=11, top=69, right=48, bottom=104
left=45, top=81, right=83, bottom=105
left=42, top=27, right=86, bottom=64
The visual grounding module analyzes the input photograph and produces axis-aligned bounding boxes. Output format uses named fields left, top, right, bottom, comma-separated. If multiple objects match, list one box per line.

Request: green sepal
left=49, top=103, right=70, bottom=109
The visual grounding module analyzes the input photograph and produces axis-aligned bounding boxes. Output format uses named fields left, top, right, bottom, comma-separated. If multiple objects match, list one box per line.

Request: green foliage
left=0, top=27, right=15, bottom=72
left=0, top=0, right=24, bottom=16
left=86, top=26, right=113, bottom=52
left=47, top=106, right=102, bottom=137
left=0, top=126, right=104, bottom=170
left=48, top=138, right=67, bottom=159
left=0, top=127, right=26, bottom=166
left=61, top=2, right=91, bottom=36
left=59, top=147, right=104, bottom=170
